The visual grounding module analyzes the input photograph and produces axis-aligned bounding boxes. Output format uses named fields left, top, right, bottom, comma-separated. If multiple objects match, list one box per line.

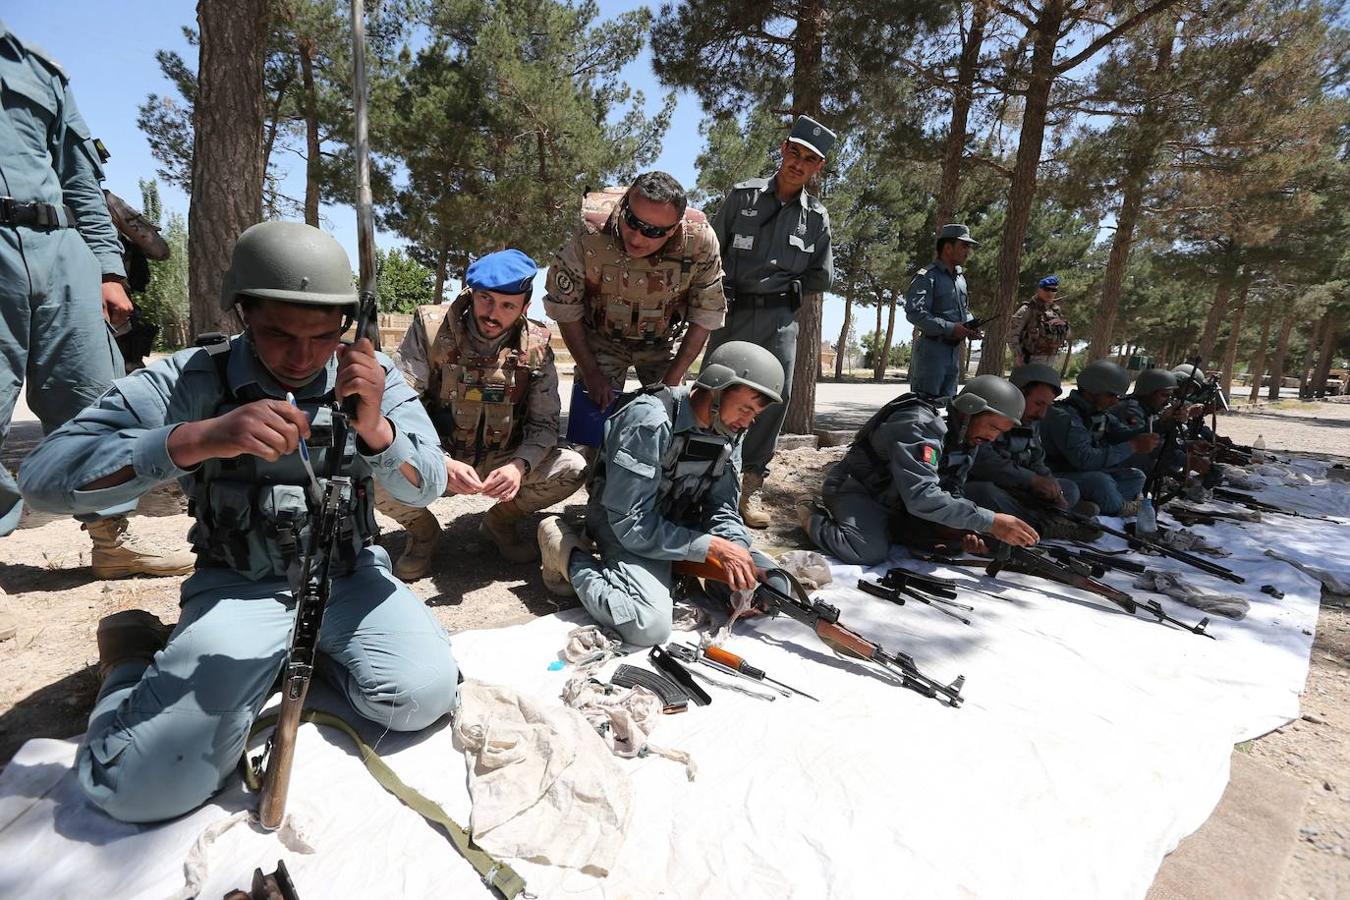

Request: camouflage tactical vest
left=429, top=291, right=551, bottom=464
left=1020, top=301, right=1070, bottom=358
left=579, top=188, right=707, bottom=343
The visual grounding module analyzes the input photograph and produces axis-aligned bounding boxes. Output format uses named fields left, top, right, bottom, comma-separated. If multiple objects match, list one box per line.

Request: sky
left=7, top=1, right=863, bottom=344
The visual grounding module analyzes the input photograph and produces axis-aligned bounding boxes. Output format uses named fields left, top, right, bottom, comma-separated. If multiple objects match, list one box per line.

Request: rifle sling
left=245, top=709, right=529, bottom=899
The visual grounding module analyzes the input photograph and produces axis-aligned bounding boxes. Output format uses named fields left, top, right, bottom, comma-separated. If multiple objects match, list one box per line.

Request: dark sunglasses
left=1044, top=286, right=1059, bottom=292
left=621, top=201, right=679, bottom=239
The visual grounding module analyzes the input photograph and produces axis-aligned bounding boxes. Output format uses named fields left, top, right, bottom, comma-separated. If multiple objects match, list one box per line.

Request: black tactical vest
left=187, top=336, right=377, bottom=581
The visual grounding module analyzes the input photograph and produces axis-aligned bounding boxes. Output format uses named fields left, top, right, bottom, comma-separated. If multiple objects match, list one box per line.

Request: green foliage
left=377, top=0, right=674, bottom=279
left=859, top=330, right=911, bottom=369
left=136, top=179, right=191, bottom=349
left=376, top=247, right=438, bottom=313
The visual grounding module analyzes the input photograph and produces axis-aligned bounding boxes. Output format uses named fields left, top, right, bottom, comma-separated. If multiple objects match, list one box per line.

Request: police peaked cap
left=787, top=115, right=837, bottom=158
left=938, top=224, right=978, bottom=245
left=466, top=249, right=538, bottom=295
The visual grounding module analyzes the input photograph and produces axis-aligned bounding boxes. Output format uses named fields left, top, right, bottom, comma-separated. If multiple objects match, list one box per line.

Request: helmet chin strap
left=244, top=326, right=326, bottom=390
left=708, top=389, right=742, bottom=439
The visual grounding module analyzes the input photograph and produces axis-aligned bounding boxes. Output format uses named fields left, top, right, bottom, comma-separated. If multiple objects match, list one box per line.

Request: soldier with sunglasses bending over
left=544, top=172, right=727, bottom=419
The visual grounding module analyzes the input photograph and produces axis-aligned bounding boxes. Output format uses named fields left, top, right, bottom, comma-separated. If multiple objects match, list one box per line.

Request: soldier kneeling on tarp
left=537, top=342, right=791, bottom=647
left=799, top=376, right=1040, bottom=566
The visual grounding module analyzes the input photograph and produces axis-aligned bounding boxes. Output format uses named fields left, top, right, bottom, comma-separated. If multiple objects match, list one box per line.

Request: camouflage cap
left=787, top=115, right=836, bottom=158
left=938, top=224, right=978, bottom=245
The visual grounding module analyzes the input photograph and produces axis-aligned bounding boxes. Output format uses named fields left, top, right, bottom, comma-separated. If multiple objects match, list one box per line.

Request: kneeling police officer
left=19, top=221, right=459, bottom=823
left=800, top=375, right=1040, bottom=566
left=537, top=341, right=790, bottom=647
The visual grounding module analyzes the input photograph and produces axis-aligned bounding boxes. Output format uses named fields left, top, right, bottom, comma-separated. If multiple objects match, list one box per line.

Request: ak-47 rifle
left=256, top=0, right=379, bottom=833
left=1046, top=544, right=1147, bottom=576
left=257, top=404, right=357, bottom=829
left=1045, top=507, right=1246, bottom=584
left=987, top=544, right=1214, bottom=639
left=1211, top=487, right=1336, bottom=522
left=673, top=559, right=966, bottom=707
left=1144, top=359, right=1207, bottom=503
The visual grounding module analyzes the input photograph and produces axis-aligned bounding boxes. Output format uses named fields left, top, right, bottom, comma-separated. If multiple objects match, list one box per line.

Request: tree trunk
left=1197, top=253, right=1236, bottom=364
left=299, top=36, right=321, bottom=227
left=1087, top=25, right=1174, bottom=361
left=935, top=0, right=990, bottom=228
left=883, top=290, right=899, bottom=377
left=835, top=283, right=854, bottom=379
left=782, top=0, right=826, bottom=435
left=1312, top=311, right=1339, bottom=395
left=433, top=234, right=450, bottom=301
left=189, top=0, right=270, bottom=338
left=872, top=297, right=884, bottom=381
left=1266, top=308, right=1296, bottom=401
left=786, top=293, right=824, bottom=433
left=977, top=0, right=1065, bottom=374
left=1218, top=271, right=1249, bottom=398
left=1246, top=306, right=1273, bottom=403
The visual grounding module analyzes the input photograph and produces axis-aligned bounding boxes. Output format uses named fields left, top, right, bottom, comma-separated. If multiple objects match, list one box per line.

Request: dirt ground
left=1, top=400, right=1348, bottom=898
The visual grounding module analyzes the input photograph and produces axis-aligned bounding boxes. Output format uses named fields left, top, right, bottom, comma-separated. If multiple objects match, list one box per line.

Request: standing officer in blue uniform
left=0, top=21, right=191, bottom=577
left=707, top=115, right=835, bottom=528
left=905, top=224, right=981, bottom=399
left=19, top=221, right=458, bottom=823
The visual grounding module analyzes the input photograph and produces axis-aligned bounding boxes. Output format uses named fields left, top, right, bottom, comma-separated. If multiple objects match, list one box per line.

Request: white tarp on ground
left=0, top=457, right=1341, bottom=900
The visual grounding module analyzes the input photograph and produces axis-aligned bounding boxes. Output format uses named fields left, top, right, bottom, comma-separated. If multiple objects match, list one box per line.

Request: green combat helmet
left=1171, top=363, right=1204, bottom=384
left=695, top=341, right=785, bottom=437
left=1134, top=368, right=1178, bottom=397
left=1009, top=363, right=1063, bottom=396
left=1077, top=359, right=1132, bottom=397
left=951, top=374, right=1025, bottom=425
left=220, top=221, right=357, bottom=310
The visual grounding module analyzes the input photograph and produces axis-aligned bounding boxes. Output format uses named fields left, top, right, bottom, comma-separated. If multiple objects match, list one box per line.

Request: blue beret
left=466, top=249, right=537, bottom=295
left=1038, top=275, right=1060, bottom=288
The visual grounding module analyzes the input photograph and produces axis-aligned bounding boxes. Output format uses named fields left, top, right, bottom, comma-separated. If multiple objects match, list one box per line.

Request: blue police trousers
left=908, top=336, right=960, bottom=399
left=78, top=548, right=459, bottom=823
left=1056, top=468, right=1145, bottom=516
left=1, top=228, right=126, bottom=534
left=571, top=539, right=781, bottom=646
left=809, top=468, right=894, bottom=566
left=703, top=302, right=798, bottom=475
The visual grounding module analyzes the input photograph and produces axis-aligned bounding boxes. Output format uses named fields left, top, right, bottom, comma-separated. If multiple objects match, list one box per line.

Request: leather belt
left=0, top=197, right=77, bottom=229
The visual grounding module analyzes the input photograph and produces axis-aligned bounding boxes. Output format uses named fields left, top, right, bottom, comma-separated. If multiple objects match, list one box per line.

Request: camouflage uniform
left=543, top=188, right=726, bottom=391
left=1008, top=296, right=1070, bottom=366
left=377, top=294, right=586, bottom=534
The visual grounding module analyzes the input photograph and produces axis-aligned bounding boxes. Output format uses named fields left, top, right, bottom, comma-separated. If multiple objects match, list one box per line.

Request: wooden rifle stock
left=258, top=675, right=311, bottom=830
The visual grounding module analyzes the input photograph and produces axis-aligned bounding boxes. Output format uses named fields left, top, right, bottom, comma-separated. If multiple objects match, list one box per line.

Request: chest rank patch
left=921, top=445, right=938, bottom=467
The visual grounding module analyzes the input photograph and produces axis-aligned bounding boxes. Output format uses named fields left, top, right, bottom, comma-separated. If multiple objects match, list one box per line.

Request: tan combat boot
left=739, top=472, right=770, bottom=529
left=480, top=500, right=539, bottom=564
left=393, top=509, right=441, bottom=581
left=537, top=516, right=592, bottom=598
left=85, top=515, right=196, bottom=579
left=95, top=609, right=172, bottom=681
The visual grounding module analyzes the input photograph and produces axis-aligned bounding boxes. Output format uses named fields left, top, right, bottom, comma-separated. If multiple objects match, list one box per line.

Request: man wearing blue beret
left=379, top=248, right=586, bottom=576
left=1008, top=275, right=1071, bottom=367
